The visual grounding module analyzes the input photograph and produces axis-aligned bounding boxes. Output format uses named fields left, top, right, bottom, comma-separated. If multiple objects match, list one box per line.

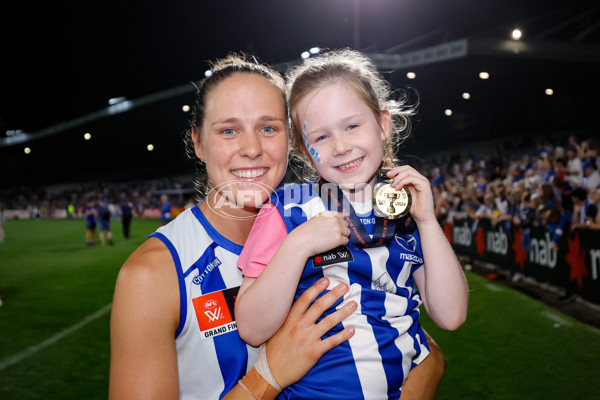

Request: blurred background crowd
left=419, top=135, right=600, bottom=252
left=2, top=135, right=598, bottom=245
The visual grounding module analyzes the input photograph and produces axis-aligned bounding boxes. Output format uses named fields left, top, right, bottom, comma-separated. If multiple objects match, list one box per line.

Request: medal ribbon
left=319, top=179, right=396, bottom=248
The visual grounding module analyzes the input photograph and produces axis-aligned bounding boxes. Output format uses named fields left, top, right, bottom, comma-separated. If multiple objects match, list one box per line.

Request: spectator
left=536, top=183, right=562, bottom=232
left=571, top=187, right=598, bottom=230
left=565, top=145, right=583, bottom=189
left=587, top=188, right=600, bottom=229
left=513, top=190, right=536, bottom=251
left=582, top=161, right=600, bottom=190
left=579, top=139, right=599, bottom=165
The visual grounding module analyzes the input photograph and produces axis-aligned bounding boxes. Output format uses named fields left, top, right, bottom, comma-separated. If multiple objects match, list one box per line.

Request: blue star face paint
left=302, top=121, right=322, bottom=164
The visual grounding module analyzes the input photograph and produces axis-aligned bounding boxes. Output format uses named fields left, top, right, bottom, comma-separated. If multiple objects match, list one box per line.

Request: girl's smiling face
left=296, top=81, right=390, bottom=194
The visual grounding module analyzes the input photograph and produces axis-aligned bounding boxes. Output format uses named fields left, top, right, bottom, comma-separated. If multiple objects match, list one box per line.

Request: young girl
left=235, top=49, right=468, bottom=399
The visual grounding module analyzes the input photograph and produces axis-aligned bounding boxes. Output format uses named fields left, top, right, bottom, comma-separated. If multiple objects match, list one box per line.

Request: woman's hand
left=386, top=166, right=436, bottom=224
left=265, top=277, right=357, bottom=389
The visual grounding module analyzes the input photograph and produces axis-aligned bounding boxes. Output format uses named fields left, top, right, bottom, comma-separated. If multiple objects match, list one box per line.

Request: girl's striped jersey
left=151, top=205, right=257, bottom=400
left=268, top=182, right=430, bottom=400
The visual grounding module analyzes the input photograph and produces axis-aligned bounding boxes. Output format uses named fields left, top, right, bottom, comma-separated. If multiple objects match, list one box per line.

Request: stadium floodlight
left=479, top=72, right=490, bottom=80
left=205, top=70, right=213, bottom=78
left=406, top=72, right=416, bottom=79
left=545, top=88, right=554, bottom=96
left=108, top=96, right=126, bottom=105
left=6, top=129, right=24, bottom=137
left=147, top=144, right=154, bottom=151
left=84, top=132, right=92, bottom=140
left=444, top=109, right=453, bottom=116
left=182, top=105, right=190, bottom=112
left=24, top=147, right=31, bottom=154
left=462, top=92, right=471, bottom=100
left=512, top=29, right=522, bottom=40
left=301, top=51, right=310, bottom=59
left=309, top=47, right=320, bottom=55
left=107, top=100, right=133, bottom=115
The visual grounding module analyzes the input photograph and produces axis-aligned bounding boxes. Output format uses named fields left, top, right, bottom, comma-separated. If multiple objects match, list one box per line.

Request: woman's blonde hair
left=286, top=48, right=416, bottom=180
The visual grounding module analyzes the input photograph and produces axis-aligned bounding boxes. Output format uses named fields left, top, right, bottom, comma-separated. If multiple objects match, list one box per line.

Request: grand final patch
left=192, top=287, right=239, bottom=339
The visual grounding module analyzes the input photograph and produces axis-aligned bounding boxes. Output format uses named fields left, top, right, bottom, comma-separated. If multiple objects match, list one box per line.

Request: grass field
left=1, top=218, right=599, bottom=399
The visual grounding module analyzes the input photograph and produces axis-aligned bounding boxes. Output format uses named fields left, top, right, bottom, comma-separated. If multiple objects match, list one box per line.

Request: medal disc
left=372, top=180, right=412, bottom=219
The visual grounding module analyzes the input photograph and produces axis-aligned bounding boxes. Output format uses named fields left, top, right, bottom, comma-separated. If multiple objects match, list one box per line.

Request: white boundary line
left=540, top=310, right=572, bottom=327
left=0, top=303, right=112, bottom=371
left=485, top=283, right=504, bottom=292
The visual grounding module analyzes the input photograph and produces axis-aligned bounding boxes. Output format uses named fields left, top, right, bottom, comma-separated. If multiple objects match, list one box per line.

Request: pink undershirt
left=238, top=201, right=288, bottom=278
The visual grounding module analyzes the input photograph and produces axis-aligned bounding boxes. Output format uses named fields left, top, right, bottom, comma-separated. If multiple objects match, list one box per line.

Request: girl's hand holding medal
left=383, top=166, right=436, bottom=225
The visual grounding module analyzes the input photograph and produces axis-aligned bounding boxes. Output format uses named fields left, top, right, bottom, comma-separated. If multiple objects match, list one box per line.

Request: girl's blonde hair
left=286, top=48, right=416, bottom=180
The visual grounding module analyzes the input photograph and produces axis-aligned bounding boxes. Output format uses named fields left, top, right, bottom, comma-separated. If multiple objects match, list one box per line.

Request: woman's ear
left=379, top=110, right=392, bottom=141
left=192, top=128, right=205, bottom=161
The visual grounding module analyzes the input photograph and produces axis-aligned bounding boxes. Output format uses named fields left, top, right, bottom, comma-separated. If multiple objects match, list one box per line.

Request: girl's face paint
left=302, top=121, right=322, bottom=163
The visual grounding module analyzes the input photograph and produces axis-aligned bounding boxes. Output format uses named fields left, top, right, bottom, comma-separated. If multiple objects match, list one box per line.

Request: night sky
left=1, top=0, right=598, bottom=186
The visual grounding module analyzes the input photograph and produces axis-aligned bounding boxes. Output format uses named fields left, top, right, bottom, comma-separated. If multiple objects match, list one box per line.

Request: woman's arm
left=109, top=238, right=181, bottom=400
left=110, top=241, right=357, bottom=400
left=236, top=211, right=350, bottom=346
left=399, top=331, right=445, bottom=400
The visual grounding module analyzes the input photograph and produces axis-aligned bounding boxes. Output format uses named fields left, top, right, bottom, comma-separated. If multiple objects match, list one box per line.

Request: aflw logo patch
left=192, top=287, right=239, bottom=339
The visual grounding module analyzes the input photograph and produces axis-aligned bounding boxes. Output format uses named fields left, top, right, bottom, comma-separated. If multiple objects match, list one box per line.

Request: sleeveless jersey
left=150, top=204, right=257, bottom=400
left=271, top=183, right=430, bottom=400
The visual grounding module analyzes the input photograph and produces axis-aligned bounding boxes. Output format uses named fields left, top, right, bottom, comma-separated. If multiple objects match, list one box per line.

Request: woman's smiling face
left=194, top=72, right=289, bottom=215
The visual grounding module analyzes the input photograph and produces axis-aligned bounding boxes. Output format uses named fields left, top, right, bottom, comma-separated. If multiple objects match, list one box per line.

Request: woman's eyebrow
left=211, top=117, right=240, bottom=126
left=211, top=116, right=286, bottom=126
left=258, top=115, right=286, bottom=124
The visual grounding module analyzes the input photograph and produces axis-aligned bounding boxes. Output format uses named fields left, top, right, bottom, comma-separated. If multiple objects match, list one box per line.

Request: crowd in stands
left=416, top=135, right=600, bottom=251
left=1, top=136, right=599, bottom=251
left=0, top=177, right=196, bottom=221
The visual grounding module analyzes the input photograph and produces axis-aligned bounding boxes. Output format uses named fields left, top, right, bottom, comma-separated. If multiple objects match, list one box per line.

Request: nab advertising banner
left=445, top=218, right=600, bottom=305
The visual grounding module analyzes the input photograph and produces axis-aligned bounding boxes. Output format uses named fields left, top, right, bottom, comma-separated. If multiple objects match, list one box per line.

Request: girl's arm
left=226, top=278, right=357, bottom=400
left=387, top=167, right=468, bottom=331
left=236, top=211, right=350, bottom=347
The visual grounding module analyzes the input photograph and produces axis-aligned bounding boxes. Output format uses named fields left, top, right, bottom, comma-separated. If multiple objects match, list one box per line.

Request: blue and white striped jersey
left=271, top=183, right=430, bottom=400
left=151, top=205, right=257, bottom=400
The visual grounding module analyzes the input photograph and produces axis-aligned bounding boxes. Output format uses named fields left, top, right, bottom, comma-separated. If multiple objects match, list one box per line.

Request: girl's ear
left=379, top=109, right=392, bottom=141
left=192, top=128, right=205, bottom=161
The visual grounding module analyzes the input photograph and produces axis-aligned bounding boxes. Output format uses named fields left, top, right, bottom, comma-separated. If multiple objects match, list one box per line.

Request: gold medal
left=372, top=180, right=412, bottom=219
